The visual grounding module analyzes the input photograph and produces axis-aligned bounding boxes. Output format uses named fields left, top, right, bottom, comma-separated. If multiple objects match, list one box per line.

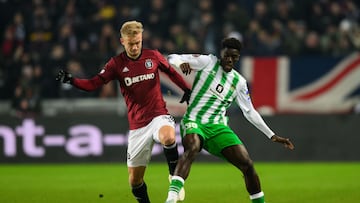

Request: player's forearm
left=72, top=75, right=104, bottom=91
left=243, top=109, right=275, bottom=139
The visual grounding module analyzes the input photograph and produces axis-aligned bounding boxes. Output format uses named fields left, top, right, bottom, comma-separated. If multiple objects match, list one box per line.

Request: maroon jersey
left=72, top=49, right=189, bottom=130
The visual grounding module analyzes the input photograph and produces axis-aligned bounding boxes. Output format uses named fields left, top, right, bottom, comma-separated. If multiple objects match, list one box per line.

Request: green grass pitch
left=0, top=162, right=359, bottom=203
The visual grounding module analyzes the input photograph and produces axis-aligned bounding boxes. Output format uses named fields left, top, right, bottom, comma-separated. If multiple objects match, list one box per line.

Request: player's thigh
left=204, top=124, right=243, bottom=158
left=182, top=133, right=202, bottom=152
left=180, top=119, right=204, bottom=138
left=127, top=126, right=154, bottom=167
left=180, top=119, right=205, bottom=151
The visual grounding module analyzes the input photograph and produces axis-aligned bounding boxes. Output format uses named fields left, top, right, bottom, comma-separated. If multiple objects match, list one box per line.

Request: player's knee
left=158, top=126, right=176, bottom=145
left=239, top=158, right=254, bottom=173
left=161, top=134, right=176, bottom=146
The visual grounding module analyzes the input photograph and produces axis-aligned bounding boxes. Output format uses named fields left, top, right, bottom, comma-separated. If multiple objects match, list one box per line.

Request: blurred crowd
left=1, top=0, right=360, bottom=116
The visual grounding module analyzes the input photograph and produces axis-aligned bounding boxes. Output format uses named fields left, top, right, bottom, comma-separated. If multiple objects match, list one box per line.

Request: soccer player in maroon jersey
left=56, top=21, right=189, bottom=203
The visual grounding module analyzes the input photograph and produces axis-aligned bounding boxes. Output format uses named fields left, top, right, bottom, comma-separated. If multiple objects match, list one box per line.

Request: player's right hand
left=271, top=135, right=295, bottom=150
left=56, top=69, right=73, bottom=84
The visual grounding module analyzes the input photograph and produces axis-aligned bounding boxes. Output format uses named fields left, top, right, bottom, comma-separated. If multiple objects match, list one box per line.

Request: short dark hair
left=221, top=37, right=242, bottom=52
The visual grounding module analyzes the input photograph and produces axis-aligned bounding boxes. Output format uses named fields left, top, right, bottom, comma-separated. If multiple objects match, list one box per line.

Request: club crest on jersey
left=245, top=90, right=251, bottom=100
left=145, top=59, right=153, bottom=69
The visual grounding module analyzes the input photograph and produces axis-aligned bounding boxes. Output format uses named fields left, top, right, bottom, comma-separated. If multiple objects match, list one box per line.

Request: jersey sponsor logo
left=216, top=84, right=224, bottom=93
left=210, top=83, right=225, bottom=100
left=124, top=73, right=155, bottom=86
left=145, top=59, right=153, bottom=69
left=122, top=67, right=129, bottom=72
left=210, top=88, right=224, bottom=100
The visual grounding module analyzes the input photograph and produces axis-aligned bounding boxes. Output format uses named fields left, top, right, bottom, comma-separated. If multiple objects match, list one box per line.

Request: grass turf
left=0, top=162, right=359, bottom=203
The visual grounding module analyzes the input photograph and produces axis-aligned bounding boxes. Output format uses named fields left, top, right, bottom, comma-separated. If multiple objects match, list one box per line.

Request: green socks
left=169, top=176, right=184, bottom=193
left=166, top=176, right=184, bottom=201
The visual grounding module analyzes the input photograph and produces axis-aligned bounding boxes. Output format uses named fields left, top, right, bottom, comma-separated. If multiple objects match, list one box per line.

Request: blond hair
left=120, top=21, right=144, bottom=37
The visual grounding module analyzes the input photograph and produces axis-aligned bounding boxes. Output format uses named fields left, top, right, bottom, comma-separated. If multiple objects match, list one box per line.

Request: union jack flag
left=241, top=53, right=360, bottom=114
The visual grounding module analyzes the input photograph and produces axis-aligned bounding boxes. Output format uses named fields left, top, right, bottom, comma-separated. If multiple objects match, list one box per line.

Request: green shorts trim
left=180, top=119, right=243, bottom=158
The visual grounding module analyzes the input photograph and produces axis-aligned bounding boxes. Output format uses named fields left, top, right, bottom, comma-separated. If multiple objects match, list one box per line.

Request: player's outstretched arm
left=56, top=69, right=105, bottom=91
left=271, top=135, right=295, bottom=150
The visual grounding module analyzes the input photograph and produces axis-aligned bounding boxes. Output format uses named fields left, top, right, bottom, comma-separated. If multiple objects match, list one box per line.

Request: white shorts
left=127, top=115, right=175, bottom=167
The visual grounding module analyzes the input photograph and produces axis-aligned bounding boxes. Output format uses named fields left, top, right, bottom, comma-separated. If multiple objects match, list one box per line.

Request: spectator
left=223, top=1, right=250, bottom=32
left=58, top=23, right=78, bottom=56
left=301, top=31, right=322, bottom=55
left=282, top=20, right=306, bottom=56
left=11, top=57, right=42, bottom=118
left=140, top=0, right=171, bottom=38
left=252, top=1, right=272, bottom=32
left=42, top=44, right=67, bottom=98
left=98, top=23, right=119, bottom=60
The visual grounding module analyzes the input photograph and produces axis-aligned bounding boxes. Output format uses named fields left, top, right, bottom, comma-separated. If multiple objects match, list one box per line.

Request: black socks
left=163, top=142, right=179, bottom=175
left=132, top=182, right=150, bottom=203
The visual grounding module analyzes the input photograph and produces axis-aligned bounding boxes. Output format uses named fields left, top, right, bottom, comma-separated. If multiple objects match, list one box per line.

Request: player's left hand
left=180, top=89, right=191, bottom=105
left=271, top=135, right=295, bottom=150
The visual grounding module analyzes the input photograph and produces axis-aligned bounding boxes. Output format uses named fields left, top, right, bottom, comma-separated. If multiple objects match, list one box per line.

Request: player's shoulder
left=231, top=69, right=247, bottom=84
left=208, top=54, right=217, bottom=61
left=141, top=49, right=167, bottom=64
left=112, top=51, right=127, bottom=63
left=141, top=48, right=160, bottom=57
left=199, top=54, right=217, bottom=63
left=196, top=54, right=217, bottom=69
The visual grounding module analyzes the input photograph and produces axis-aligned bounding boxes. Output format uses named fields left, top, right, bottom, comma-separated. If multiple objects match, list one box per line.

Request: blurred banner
left=0, top=115, right=218, bottom=163
left=1, top=114, right=359, bottom=163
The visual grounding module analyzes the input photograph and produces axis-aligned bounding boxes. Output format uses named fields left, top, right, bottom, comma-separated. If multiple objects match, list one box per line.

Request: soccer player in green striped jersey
left=165, top=38, right=295, bottom=203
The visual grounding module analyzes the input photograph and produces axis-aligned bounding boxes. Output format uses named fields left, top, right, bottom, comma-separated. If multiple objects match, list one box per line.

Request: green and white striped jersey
left=169, top=54, right=275, bottom=138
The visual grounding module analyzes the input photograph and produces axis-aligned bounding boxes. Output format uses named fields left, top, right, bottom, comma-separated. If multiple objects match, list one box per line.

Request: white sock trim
left=131, top=182, right=144, bottom=189
left=163, top=142, right=177, bottom=149
left=250, top=191, right=264, bottom=200
left=171, top=175, right=185, bottom=184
